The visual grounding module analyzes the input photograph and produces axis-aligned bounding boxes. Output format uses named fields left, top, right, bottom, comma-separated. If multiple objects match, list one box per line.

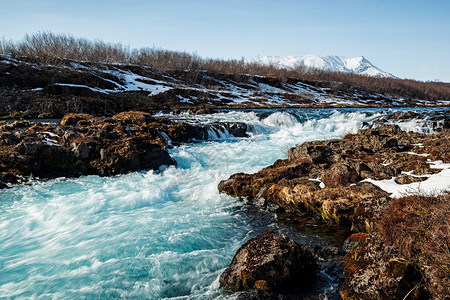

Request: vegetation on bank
left=380, top=193, right=449, bottom=298
left=1, top=32, right=449, bottom=101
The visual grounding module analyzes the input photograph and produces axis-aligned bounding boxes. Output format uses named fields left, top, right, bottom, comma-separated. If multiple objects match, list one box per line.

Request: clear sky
left=1, top=0, right=449, bottom=82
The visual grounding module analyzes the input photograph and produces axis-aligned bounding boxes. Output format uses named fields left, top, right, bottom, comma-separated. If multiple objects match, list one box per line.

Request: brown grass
left=379, top=193, right=450, bottom=298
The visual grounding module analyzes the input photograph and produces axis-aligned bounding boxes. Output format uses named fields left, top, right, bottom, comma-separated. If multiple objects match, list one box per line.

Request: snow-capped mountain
left=253, top=55, right=395, bottom=78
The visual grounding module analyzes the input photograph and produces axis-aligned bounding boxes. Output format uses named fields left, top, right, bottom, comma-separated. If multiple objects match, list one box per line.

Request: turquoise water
left=0, top=108, right=444, bottom=299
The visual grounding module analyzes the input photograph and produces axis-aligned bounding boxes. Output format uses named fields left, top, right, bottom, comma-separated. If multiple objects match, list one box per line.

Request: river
left=0, top=107, right=444, bottom=299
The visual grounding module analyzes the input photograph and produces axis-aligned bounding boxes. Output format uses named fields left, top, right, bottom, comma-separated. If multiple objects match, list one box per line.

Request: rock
left=1, top=173, right=19, bottom=184
left=288, top=143, right=331, bottom=164
left=219, top=230, right=316, bottom=293
left=111, top=111, right=156, bottom=125
left=60, top=113, right=95, bottom=126
left=237, top=289, right=287, bottom=300
left=223, top=122, right=248, bottom=138
left=1, top=111, right=250, bottom=184
left=168, top=123, right=207, bottom=142
left=0, top=112, right=184, bottom=181
left=71, top=142, right=90, bottom=160
left=219, top=124, right=449, bottom=231
left=394, top=174, right=427, bottom=185
left=322, top=163, right=361, bottom=188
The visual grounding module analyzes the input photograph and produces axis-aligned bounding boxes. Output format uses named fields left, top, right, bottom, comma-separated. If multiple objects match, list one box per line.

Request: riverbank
left=219, top=111, right=449, bottom=299
left=0, top=111, right=249, bottom=187
left=2, top=54, right=450, bottom=121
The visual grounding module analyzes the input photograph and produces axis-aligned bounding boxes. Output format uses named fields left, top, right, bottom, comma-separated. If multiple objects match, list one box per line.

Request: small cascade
left=207, top=126, right=220, bottom=140
left=262, top=111, right=299, bottom=128
left=206, top=123, right=235, bottom=140
left=376, top=116, right=449, bottom=134
left=158, top=131, right=173, bottom=146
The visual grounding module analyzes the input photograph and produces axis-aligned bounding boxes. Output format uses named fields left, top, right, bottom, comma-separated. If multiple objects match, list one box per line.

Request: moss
left=90, top=159, right=114, bottom=173
left=60, top=113, right=94, bottom=126
left=254, top=280, right=272, bottom=295
left=112, top=111, right=154, bottom=125
left=342, top=248, right=359, bottom=277
left=348, top=232, right=368, bottom=243
left=241, top=272, right=255, bottom=289
left=387, top=258, right=409, bottom=278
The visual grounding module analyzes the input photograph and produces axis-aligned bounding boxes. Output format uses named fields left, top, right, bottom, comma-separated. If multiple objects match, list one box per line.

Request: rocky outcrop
left=220, top=230, right=316, bottom=295
left=0, top=113, right=176, bottom=182
left=0, top=111, right=248, bottom=187
left=219, top=124, right=450, bottom=232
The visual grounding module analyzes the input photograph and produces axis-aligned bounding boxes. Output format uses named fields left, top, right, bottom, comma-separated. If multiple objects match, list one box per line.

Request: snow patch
left=363, top=160, right=450, bottom=198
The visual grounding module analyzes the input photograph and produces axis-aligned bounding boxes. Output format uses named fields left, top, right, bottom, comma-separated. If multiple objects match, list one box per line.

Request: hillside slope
left=1, top=55, right=449, bottom=119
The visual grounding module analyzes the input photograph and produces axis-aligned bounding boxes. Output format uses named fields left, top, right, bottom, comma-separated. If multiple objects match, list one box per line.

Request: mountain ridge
left=252, top=55, right=395, bottom=78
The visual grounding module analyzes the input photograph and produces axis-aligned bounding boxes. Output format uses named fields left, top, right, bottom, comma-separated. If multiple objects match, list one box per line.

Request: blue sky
left=1, top=0, right=449, bottom=82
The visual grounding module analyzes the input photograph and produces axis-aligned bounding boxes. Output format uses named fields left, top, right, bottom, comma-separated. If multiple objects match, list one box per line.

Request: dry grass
left=380, top=193, right=450, bottom=298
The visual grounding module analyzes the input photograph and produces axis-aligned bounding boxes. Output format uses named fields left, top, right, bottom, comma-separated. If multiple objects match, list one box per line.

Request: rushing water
left=0, top=107, right=446, bottom=299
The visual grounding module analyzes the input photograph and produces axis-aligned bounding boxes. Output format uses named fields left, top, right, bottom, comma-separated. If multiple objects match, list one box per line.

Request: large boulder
left=219, top=230, right=316, bottom=293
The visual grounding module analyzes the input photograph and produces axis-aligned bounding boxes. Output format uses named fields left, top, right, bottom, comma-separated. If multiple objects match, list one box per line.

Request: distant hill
left=1, top=54, right=448, bottom=119
left=251, top=55, right=395, bottom=78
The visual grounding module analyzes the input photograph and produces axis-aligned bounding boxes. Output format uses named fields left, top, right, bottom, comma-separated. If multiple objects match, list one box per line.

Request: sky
left=1, top=0, right=449, bottom=82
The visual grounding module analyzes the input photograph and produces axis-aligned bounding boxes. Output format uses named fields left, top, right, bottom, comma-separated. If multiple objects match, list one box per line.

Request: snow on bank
left=363, top=159, right=450, bottom=198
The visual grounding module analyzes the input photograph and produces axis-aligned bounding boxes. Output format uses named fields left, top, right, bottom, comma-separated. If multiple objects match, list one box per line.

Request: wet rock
left=167, top=122, right=207, bottom=142
left=219, top=124, right=449, bottom=231
left=223, top=122, right=248, bottom=138
left=71, top=142, right=90, bottom=160
left=1, top=173, right=19, bottom=184
left=219, top=230, right=316, bottom=293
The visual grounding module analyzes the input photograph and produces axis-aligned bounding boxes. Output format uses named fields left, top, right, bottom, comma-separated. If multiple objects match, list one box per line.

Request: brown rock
left=220, top=230, right=316, bottom=293
left=60, top=113, right=95, bottom=126
left=288, top=142, right=331, bottom=164
left=111, top=111, right=156, bottom=125
left=219, top=125, right=449, bottom=231
left=394, top=174, right=427, bottom=185
left=322, top=163, right=361, bottom=188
